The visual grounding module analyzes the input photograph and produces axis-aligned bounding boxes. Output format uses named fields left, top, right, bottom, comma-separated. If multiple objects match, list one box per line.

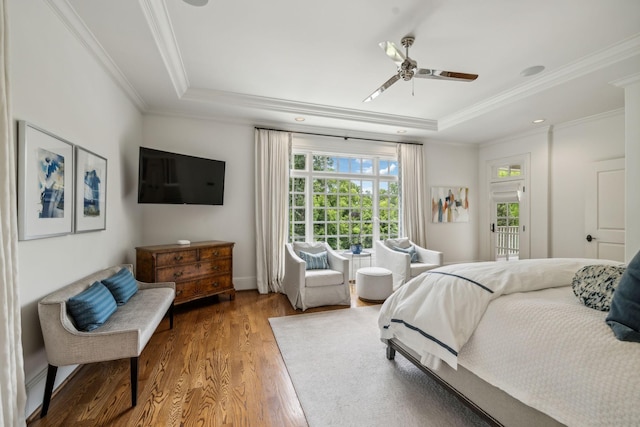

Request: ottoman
left=356, top=267, right=393, bottom=303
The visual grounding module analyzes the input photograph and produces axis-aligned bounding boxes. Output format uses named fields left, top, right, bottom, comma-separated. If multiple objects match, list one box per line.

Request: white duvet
left=378, top=258, right=620, bottom=370
left=378, top=258, right=640, bottom=426
left=458, top=286, right=640, bottom=426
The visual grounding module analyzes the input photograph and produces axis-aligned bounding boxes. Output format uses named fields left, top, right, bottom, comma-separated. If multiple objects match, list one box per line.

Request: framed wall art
left=17, top=121, right=75, bottom=240
left=75, top=146, right=107, bottom=233
left=431, top=186, right=470, bottom=223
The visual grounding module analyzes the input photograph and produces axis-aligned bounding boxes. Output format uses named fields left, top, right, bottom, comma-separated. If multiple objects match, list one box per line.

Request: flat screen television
left=137, top=147, right=225, bottom=205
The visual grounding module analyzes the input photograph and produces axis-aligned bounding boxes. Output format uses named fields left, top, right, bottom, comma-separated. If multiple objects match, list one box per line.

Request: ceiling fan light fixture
left=294, top=117, right=305, bottom=122
left=397, top=130, right=407, bottom=134
left=520, top=65, right=545, bottom=77
left=532, top=118, right=546, bottom=124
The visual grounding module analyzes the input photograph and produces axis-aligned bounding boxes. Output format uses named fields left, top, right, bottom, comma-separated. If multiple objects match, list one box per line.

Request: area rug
left=269, top=306, right=489, bottom=427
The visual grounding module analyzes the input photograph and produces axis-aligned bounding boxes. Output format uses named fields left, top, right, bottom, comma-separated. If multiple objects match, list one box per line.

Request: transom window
left=289, top=153, right=400, bottom=251
left=494, top=164, right=522, bottom=178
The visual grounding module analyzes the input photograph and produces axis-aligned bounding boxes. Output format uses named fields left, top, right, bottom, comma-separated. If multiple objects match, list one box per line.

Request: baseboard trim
left=25, top=364, right=83, bottom=423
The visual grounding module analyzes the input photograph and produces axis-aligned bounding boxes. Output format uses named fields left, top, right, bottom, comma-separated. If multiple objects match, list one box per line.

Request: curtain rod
left=254, top=126, right=423, bottom=146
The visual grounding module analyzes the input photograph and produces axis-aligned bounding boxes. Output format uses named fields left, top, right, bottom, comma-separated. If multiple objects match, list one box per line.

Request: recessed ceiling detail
left=59, top=0, right=640, bottom=143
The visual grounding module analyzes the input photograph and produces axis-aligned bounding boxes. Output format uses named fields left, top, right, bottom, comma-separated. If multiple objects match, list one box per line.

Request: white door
left=585, top=158, right=625, bottom=261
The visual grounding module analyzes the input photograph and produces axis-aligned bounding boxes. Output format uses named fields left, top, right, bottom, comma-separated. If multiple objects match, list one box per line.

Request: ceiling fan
left=363, top=36, right=478, bottom=102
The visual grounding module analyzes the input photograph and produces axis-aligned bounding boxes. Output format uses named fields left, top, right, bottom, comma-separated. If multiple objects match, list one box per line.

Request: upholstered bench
left=37, top=264, right=175, bottom=417
left=356, top=267, right=393, bottom=302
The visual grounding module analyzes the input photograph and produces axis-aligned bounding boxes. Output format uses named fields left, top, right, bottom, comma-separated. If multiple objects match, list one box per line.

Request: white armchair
left=374, top=238, right=443, bottom=289
left=283, top=242, right=351, bottom=311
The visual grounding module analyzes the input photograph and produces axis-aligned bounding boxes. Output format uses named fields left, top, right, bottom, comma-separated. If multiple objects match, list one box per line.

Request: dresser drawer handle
left=176, top=290, right=182, bottom=296
left=174, top=255, right=183, bottom=262
left=173, top=271, right=184, bottom=279
left=213, top=265, right=220, bottom=271
left=213, top=282, right=219, bottom=287
left=213, top=251, right=219, bottom=257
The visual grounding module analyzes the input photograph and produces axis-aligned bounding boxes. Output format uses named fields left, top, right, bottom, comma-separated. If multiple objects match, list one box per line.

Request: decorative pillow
left=392, top=245, right=419, bottom=263
left=606, top=250, right=640, bottom=342
left=67, top=281, right=118, bottom=331
left=571, top=264, right=626, bottom=311
left=299, top=250, right=329, bottom=270
left=102, top=268, right=139, bottom=305
left=385, top=238, right=411, bottom=250
left=293, top=242, right=326, bottom=256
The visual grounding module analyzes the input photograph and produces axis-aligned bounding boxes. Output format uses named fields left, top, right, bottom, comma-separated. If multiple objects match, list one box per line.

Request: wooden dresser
left=135, top=240, right=235, bottom=305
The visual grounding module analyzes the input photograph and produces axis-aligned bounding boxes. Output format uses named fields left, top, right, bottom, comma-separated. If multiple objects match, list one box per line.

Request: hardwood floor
left=28, top=286, right=376, bottom=427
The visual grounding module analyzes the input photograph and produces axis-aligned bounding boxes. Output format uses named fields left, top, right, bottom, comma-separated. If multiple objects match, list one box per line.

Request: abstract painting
left=18, top=121, right=75, bottom=240
left=75, top=146, right=107, bottom=232
left=431, top=186, right=470, bottom=223
left=37, top=148, right=66, bottom=218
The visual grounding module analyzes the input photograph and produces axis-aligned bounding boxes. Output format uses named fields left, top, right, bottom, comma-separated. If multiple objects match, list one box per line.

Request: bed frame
left=384, top=338, right=565, bottom=427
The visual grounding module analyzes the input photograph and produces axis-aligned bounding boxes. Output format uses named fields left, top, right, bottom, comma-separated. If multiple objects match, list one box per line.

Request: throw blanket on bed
left=378, top=258, right=621, bottom=370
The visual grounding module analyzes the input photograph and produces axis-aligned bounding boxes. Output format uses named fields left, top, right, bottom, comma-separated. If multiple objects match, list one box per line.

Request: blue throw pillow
left=606, top=250, right=640, bottom=342
left=393, top=245, right=418, bottom=263
left=67, top=281, right=117, bottom=332
left=299, top=250, right=329, bottom=270
left=102, top=268, right=139, bottom=305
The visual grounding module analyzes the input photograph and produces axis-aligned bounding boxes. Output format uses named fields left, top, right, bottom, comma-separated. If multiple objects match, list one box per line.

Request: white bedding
left=378, top=258, right=620, bottom=369
left=457, top=286, right=640, bottom=427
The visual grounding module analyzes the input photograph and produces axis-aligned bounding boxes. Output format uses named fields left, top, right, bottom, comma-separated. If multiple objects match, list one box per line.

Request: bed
left=378, top=258, right=640, bottom=427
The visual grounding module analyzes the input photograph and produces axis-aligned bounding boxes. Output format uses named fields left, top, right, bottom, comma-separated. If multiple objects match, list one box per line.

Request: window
left=494, top=164, right=522, bottom=178
left=289, top=152, right=399, bottom=251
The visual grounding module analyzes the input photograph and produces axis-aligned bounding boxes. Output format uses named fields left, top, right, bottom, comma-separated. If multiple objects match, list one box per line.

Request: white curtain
left=255, top=129, right=291, bottom=294
left=0, top=1, right=27, bottom=424
left=398, top=143, right=428, bottom=247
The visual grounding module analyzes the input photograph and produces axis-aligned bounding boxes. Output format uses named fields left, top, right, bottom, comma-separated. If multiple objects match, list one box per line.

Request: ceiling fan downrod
left=400, top=36, right=416, bottom=81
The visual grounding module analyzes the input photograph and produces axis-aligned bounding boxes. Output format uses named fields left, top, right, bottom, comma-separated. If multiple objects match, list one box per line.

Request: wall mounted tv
left=138, top=147, right=225, bottom=205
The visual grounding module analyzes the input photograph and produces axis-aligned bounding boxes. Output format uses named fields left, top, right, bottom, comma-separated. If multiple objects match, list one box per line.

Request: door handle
left=586, top=234, right=597, bottom=242
left=490, top=223, right=495, bottom=233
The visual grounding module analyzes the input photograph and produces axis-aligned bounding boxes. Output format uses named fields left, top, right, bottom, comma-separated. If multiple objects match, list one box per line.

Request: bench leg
left=130, top=357, right=138, bottom=407
left=41, top=364, right=58, bottom=418
left=168, top=302, right=174, bottom=329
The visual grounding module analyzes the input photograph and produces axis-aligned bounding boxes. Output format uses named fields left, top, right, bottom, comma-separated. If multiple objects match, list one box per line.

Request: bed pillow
left=571, top=264, right=626, bottom=311
left=67, top=281, right=118, bottom=332
left=392, top=245, right=419, bottom=263
left=606, top=250, right=640, bottom=342
left=299, top=250, right=330, bottom=270
left=102, top=268, right=139, bottom=305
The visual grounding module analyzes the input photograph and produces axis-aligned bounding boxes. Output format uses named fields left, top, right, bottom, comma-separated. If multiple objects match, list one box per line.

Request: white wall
left=550, top=111, right=625, bottom=258
left=141, top=115, right=256, bottom=290
left=424, top=140, right=479, bottom=263
left=10, top=0, right=143, bottom=416
left=621, top=80, right=640, bottom=261
left=477, top=112, right=627, bottom=261
left=478, top=129, right=550, bottom=261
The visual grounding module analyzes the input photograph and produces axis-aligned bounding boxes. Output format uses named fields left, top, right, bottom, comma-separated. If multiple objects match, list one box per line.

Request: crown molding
left=478, top=125, right=551, bottom=149
left=45, top=0, right=147, bottom=111
left=440, top=33, right=640, bottom=131
left=553, top=108, right=624, bottom=131
left=610, top=72, right=640, bottom=88
left=138, top=0, right=189, bottom=97
left=182, top=87, right=438, bottom=131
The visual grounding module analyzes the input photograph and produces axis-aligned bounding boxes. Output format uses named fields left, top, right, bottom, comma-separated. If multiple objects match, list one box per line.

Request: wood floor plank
left=28, top=287, right=374, bottom=426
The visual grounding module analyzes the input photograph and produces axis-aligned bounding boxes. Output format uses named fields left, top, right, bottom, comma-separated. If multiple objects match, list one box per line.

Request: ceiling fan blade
left=363, top=74, right=401, bottom=102
left=378, top=41, right=405, bottom=67
left=415, top=68, right=479, bottom=81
